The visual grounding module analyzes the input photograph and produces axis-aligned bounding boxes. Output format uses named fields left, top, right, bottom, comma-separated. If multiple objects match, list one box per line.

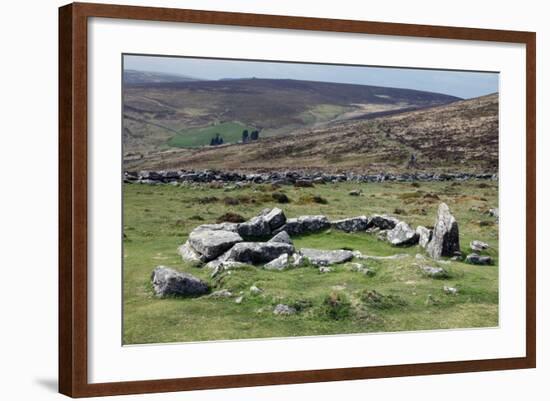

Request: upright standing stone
left=426, top=203, right=460, bottom=259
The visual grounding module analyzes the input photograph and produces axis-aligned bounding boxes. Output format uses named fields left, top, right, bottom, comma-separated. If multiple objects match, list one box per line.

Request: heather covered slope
left=124, top=93, right=498, bottom=174
left=122, top=78, right=460, bottom=153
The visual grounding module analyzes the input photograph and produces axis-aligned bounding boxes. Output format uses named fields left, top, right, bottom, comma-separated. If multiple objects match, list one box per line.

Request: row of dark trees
left=242, top=129, right=260, bottom=143
left=209, top=129, right=260, bottom=147
left=210, top=133, right=224, bottom=146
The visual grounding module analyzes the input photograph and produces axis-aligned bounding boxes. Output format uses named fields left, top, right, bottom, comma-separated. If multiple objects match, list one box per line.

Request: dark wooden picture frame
left=59, top=2, right=536, bottom=397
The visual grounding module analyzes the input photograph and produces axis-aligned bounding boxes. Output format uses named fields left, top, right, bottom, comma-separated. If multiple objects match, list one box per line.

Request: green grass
left=167, top=121, right=256, bottom=148
left=123, top=180, right=499, bottom=344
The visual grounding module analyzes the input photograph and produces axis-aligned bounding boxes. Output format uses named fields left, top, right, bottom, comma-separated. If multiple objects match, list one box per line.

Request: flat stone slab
left=227, top=242, right=294, bottom=265
left=277, top=215, right=330, bottom=235
left=188, top=229, right=243, bottom=261
left=151, top=266, right=210, bottom=297
left=331, top=216, right=369, bottom=232
left=300, top=248, right=353, bottom=266
left=466, top=253, right=493, bottom=265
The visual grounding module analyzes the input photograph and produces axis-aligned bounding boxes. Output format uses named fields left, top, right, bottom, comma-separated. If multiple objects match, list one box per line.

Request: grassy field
left=123, top=180, right=499, bottom=345
left=167, top=121, right=255, bottom=148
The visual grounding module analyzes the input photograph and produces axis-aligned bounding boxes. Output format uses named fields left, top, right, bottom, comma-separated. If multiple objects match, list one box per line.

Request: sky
left=124, top=55, right=499, bottom=99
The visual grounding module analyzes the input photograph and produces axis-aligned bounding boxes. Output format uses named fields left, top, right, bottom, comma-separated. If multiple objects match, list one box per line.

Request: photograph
left=122, top=54, right=500, bottom=345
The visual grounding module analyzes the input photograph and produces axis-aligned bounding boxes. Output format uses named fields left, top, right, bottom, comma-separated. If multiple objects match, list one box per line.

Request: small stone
left=465, top=253, right=493, bottom=265
left=235, top=296, right=244, bottom=304
left=319, top=266, right=332, bottom=273
left=349, top=189, right=361, bottom=196
left=273, top=304, right=297, bottom=315
left=387, top=221, right=419, bottom=246
left=425, top=294, right=439, bottom=305
left=268, top=231, right=293, bottom=245
left=419, top=265, right=450, bottom=279
left=208, top=289, right=233, bottom=298
left=250, top=285, right=263, bottom=294
left=470, top=240, right=489, bottom=252
left=443, top=286, right=458, bottom=295
left=151, top=266, right=210, bottom=298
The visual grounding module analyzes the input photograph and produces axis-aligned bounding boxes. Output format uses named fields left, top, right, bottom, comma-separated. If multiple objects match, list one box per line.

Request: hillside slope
left=123, top=78, right=460, bottom=152
left=124, top=93, right=498, bottom=174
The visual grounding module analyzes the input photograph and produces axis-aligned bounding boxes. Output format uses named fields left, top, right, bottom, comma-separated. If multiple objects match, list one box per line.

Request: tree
left=242, top=129, right=249, bottom=143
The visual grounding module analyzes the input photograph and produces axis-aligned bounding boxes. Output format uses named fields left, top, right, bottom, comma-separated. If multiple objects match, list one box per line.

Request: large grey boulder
left=387, top=221, right=419, bottom=246
left=416, top=226, right=432, bottom=248
left=300, top=248, right=353, bottom=266
left=227, top=242, right=294, bottom=265
left=466, top=253, right=493, bottom=265
left=367, top=215, right=400, bottom=230
left=264, top=253, right=289, bottom=270
left=237, top=216, right=271, bottom=238
left=177, top=241, right=207, bottom=264
left=268, top=231, right=293, bottom=245
left=151, top=266, right=210, bottom=297
left=426, top=203, right=460, bottom=259
left=259, top=208, right=286, bottom=230
left=331, top=216, right=369, bottom=232
left=277, top=215, right=330, bottom=235
left=188, top=228, right=243, bottom=261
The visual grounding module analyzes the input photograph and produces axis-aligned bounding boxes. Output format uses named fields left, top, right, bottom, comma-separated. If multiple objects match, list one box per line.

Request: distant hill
left=124, top=93, right=498, bottom=174
left=123, top=78, right=460, bottom=153
left=123, top=69, right=200, bottom=84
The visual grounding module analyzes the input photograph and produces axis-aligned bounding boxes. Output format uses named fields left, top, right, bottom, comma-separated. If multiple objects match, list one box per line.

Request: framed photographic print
left=58, top=2, right=536, bottom=397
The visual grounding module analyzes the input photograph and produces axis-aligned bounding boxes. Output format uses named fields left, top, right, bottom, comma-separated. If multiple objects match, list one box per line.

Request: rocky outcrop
left=331, top=216, right=369, bottom=232
left=387, top=221, right=419, bottom=246
left=426, top=203, right=460, bottom=259
left=151, top=266, right=210, bottom=297
left=300, top=248, right=353, bottom=266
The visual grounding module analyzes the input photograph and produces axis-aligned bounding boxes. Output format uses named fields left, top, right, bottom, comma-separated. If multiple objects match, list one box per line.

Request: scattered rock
left=425, top=294, right=439, bottom=305
left=273, top=304, right=297, bottom=315
left=416, top=226, right=432, bottom=248
left=227, top=242, right=294, bottom=265
left=235, top=296, right=244, bottom=304
left=349, top=262, right=375, bottom=276
left=470, top=240, right=489, bottom=252
left=177, top=241, right=207, bottom=265
left=319, top=266, right=332, bottom=273
left=465, top=253, right=493, bottom=265
left=331, top=216, right=369, bottom=232
left=426, top=203, right=460, bottom=259
left=419, top=265, right=450, bottom=279
left=443, top=286, right=458, bottom=295
left=349, top=189, right=362, bottom=196
left=264, top=253, right=290, bottom=270
left=151, top=266, right=210, bottom=297
left=387, top=221, right=419, bottom=246
left=188, top=228, right=243, bottom=261
left=300, top=248, right=353, bottom=266
left=237, top=216, right=271, bottom=238
left=268, top=230, right=293, bottom=245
